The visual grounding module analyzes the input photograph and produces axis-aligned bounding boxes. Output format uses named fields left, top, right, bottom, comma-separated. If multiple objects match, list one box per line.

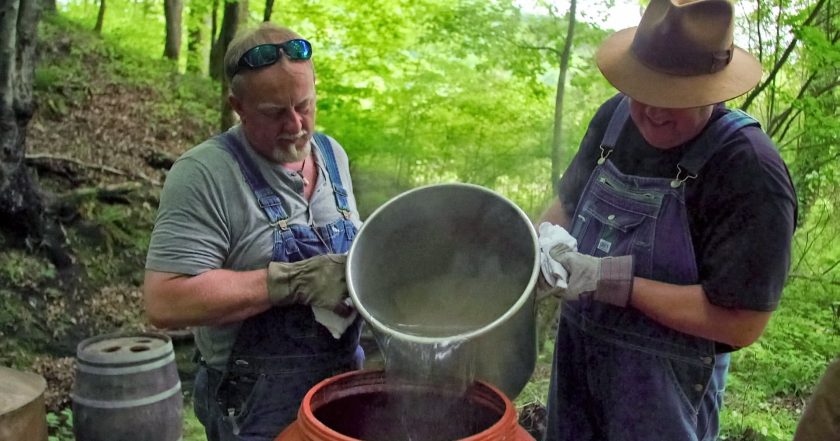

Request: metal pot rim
left=347, top=182, right=540, bottom=344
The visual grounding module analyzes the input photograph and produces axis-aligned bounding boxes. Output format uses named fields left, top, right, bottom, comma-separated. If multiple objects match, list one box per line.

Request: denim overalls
left=545, top=97, right=758, bottom=441
left=194, top=132, right=363, bottom=441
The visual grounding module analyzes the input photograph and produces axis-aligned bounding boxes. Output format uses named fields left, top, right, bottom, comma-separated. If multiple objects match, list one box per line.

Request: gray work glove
left=548, top=245, right=634, bottom=307
left=267, top=254, right=352, bottom=316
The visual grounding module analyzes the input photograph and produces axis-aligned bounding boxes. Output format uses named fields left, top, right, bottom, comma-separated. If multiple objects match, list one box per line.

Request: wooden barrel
left=0, top=366, right=47, bottom=441
left=71, top=332, right=183, bottom=441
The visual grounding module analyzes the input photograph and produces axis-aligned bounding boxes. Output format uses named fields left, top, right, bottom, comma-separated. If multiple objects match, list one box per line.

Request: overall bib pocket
left=572, top=198, right=655, bottom=279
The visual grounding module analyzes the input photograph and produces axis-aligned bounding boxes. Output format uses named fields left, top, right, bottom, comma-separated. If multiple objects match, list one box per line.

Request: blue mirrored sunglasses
left=234, top=39, right=312, bottom=76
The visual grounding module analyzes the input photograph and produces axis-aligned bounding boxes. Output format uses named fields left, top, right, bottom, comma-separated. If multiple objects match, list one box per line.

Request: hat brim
left=596, top=27, right=763, bottom=109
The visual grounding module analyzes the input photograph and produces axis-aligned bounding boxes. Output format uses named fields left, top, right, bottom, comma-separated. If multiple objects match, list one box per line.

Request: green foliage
left=515, top=334, right=555, bottom=407
left=182, top=400, right=207, bottom=441
left=71, top=197, right=156, bottom=287
left=60, top=0, right=167, bottom=60
left=47, top=408, right=74, bottom=441
left=51, top=0, right=622, bottom=215
left=158, top=73, right=220, bottom=126
left=0, top=252, right=58, bottom=365
left=741, top=0, right=840, bottom=225
left=0, top=251, right=56, bottom=288
left=0, top=290, right=43, bottom=366
left=719, top=274, right=838, bottom=440
left=40, top=9, right=218, bottom=135
left=350, top=166, right=414, bottom=219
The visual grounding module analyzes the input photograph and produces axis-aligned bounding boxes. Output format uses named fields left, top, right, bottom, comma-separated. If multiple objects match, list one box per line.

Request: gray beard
left=272, top=140, right=311, bottom=163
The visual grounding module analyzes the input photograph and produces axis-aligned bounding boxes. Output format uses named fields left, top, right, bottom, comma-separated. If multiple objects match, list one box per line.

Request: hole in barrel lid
left=101, top=346, right=122, bottom=353
left=134, top=339, right=153, bottom=343
left=130, top=345, right=150, bottom=352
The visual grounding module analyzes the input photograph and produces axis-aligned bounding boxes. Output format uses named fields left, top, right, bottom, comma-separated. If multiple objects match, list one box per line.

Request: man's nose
left=281, top=110, right=303, bottom=133
left=644, top=105, right=667, bottom=119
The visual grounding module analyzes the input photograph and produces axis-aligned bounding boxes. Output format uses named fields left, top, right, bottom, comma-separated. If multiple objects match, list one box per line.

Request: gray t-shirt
left=145, top=125, right=361, bottom=368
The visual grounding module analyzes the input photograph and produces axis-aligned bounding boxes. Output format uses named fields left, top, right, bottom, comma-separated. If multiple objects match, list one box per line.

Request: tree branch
left=788, top=273, right=840, bottom=286
left=25, top=153, right=161, bottom=186
left=519, top=43, right=560, bottom=57
left=767, top=73, right=814, bottom=138
left=741, top=0, right=827, bottom=111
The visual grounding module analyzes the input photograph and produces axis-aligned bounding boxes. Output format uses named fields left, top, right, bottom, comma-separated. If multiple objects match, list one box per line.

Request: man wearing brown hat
left=540, top=0, right=797, bottom=440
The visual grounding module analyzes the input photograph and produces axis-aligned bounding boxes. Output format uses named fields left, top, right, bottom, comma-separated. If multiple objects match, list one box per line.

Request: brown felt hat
left=596, top=0, right=762, bottom=109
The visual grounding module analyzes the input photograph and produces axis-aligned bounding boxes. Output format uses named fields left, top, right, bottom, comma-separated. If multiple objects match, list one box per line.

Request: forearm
left=629, top=277, right=772, bottom=348
left=143, top=269, right=271, bottom=328
left=539, top=199, right=572, bottom=229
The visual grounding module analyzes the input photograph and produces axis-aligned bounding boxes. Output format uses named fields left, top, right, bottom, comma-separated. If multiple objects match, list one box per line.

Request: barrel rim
left=297, top=369, right=519, bottom=441
left=76, top=331, right=174, bottom=365
left=346, top=182, right=540, bottom=345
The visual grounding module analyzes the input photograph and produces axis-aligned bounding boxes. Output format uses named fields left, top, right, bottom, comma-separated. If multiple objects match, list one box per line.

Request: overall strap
left=598, top=96, right=631, bottom=164
left=672, top=109, right=761, bottom=187
left=313, top=133, right=352, bottom=219
left=218, top=132, right=290, bottom=229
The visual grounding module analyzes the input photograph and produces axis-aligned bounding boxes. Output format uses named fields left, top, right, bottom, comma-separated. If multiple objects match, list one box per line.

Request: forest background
left=0, top=0, right=837, bottom=440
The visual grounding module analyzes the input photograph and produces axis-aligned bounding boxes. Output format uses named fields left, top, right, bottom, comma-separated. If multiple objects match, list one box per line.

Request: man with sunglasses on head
left=143, top=23, right=364, bottom=440
left=538, top=0, right=797, bottom=440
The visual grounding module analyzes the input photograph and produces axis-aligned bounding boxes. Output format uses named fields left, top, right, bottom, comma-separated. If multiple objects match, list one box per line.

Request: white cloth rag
left=312, top=298, right=357, bottom=339
left=538, top=222, right=578, bottom=289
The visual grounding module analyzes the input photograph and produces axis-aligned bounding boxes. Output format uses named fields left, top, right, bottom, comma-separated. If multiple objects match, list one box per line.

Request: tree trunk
left=163, top=0, right=183, bottom=60
left=209, top=0, right=237, bottom=81
left=94, top=0, right=105, bottom=33
left=208, top=0, right=218, bottom=74
left=1, top=0, right=42, bottom=238
left=185, top=8, right=205, bottom=74
left=237, top=0, right=248, bottom=27
left=213, top=0, right=239, bottom=129
left=0, top=0, right=69, bottom=267
left=263, top=0, right=273, bottom=22
left=550, top=0, right=576, bottom=192
left=220, top=78, right=235, bottom=130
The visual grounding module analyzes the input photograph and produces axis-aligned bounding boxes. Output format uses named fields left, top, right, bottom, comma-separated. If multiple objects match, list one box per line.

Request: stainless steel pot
left=347, top=183, right=539, bottom=398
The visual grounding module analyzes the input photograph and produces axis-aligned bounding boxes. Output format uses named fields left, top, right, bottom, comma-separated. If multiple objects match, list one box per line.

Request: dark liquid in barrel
left=313, top=389, right=499, bottom=441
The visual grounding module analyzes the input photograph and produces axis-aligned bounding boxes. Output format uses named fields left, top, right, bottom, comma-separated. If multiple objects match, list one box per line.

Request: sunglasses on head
left=234, top=39, right=312, bottom=76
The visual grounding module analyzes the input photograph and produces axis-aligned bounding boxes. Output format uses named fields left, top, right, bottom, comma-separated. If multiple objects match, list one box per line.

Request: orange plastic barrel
left=276, top=370, right=534, bottom=441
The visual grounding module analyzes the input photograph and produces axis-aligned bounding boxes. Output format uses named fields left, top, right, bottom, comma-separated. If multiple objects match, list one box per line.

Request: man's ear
left=229, top=93, right=243, bottom=115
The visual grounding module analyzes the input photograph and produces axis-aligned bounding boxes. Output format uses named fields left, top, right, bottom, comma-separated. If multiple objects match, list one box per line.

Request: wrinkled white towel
left=312, top=298, right=357, bottom=339
left=538, top=222, right=578, bottom=289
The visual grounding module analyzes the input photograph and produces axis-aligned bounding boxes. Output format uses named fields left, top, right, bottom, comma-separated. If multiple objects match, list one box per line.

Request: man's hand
left=548, top=245, right=634, bottom=307
left=267, top=254, right=353, bottom=316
